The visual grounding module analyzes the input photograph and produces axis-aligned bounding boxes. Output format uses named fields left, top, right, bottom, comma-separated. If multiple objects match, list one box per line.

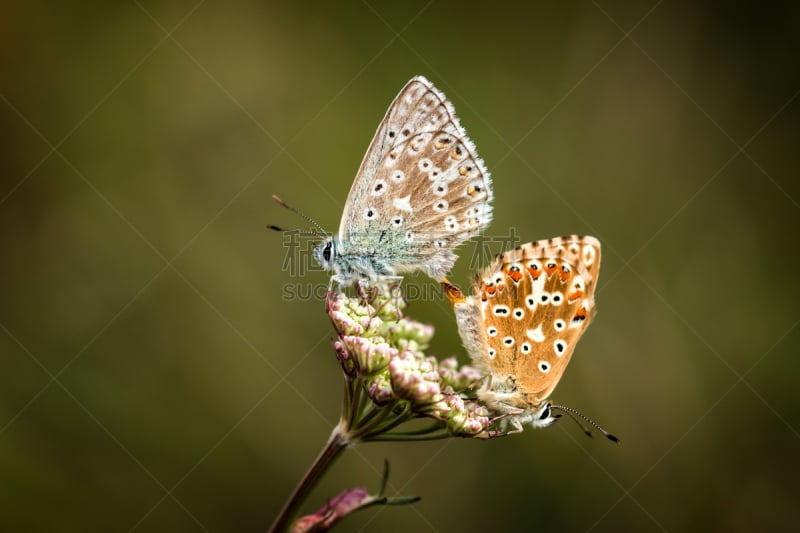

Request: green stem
left=365, top=430, right=451, bottom=442
left=378, top=422, right=445, bottom=436
left=351, top=402, right=399, bottom=439
left=268, top=423, right=351, bottom=533
left=360, top=403, right=412, bottom=438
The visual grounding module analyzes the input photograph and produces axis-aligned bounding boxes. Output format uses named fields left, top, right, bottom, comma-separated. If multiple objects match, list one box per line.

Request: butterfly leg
left=475, top=414, right=525, bottom=439
left=328, top=275, right=347, bottom=293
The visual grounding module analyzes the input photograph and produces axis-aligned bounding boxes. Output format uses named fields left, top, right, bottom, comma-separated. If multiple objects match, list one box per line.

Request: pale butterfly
left=275, top=76, right=493, bottom=285
left=443, top=235, right=618, bottom=440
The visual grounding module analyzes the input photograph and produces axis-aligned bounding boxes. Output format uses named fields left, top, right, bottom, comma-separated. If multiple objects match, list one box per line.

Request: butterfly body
left=449, top=235, right=601, bottom=433
left=314, top=76, right=493, bottom=284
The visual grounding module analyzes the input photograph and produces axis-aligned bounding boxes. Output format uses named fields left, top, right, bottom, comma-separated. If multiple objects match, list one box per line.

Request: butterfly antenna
left=551, top=404, right=620, bottom=444
left=271, top=195, right=327, bottom=237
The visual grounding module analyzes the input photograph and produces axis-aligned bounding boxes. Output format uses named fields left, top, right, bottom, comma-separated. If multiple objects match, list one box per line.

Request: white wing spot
left=465, top=180, right=486, bottom=200
left=444, top=216, right=459, bottom=232
left=371, top=179, right=387, bottom=197
left=551, top=292, right=564, bottom=306
left=513, top=308, right=524, bottom=320
left=539, top=361, right=551, bottom=373
left=521, top=342, right=531, bottom=354
left=465, top=206, right=482, bottom=218
left=363, top=207, right=377, bottom=220
left=432, top=182, right=448, bottom=196
left=554, top=340, right=567, bottom=356
left=554, top=319, right=566, bottom=332
left=434, top=135, right=453, bottom=150
left=569, top=317, right=584, bottom=329
left=433, top=199, right=449, bottom=213
left=391, top=170, right=405, bottom=183
left=493, top=305, right=510, bottom=316
left=540, top=292, right=551, bottom=304
left=418, top=158, right=433, bottom=172
left=527, top=325, right=545, bottom=342
left=582, top=244, right=596, bottom=266
left=526, top=296, right=537, bottom=309
left=385, top=151, right=399, bottom=167
left=487, top=326, right=498, bottom=337
left=502, top=336, right=514, bottom=346
left=573, top=277, right=585, bottom=292
left=393, top=195, right=413, bottom=213
left=488, top=348, right=496, bottom=359
left=391, top=215, right=404, bottom=227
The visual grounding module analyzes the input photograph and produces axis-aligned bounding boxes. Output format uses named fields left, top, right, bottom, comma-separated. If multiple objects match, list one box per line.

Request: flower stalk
left=269, top=280, right=493, bottom=532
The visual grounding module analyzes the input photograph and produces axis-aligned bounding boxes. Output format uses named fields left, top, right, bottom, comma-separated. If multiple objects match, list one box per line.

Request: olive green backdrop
left=2, top=2, right=798, bottom=532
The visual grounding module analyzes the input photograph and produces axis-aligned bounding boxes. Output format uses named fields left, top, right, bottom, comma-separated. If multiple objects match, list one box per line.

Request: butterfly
left=443, top=235, right=617, bottom=439
left=307, top=76, right=493, bottom=285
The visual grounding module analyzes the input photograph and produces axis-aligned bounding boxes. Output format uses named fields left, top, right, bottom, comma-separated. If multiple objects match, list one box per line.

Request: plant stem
left=268, top=422, right=351, bottom=533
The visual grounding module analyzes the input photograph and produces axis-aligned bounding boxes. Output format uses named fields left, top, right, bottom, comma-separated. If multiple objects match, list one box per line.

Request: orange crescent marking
left=568, top=290, right=584, bottom=301
left=527, top=266, right=542, bottom=280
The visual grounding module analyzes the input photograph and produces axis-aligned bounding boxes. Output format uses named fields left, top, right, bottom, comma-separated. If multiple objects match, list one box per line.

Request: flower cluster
left=327, top=283, right=491, bottom=439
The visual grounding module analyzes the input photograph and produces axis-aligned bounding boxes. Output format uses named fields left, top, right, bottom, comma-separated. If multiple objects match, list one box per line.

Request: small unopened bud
left=438, top=357, right=483, bottom=390
left=366, top=373, right=394, bottom=405
left=338, top=335, right=397, bottom=376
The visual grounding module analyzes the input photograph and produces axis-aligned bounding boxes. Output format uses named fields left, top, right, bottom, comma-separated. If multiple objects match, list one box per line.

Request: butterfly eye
left=539, top=404, right=551, bottom=420
left=322, top=242, right=332, bottom=262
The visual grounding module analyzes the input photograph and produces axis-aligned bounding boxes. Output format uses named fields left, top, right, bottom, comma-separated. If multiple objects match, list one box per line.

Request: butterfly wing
left=474, top=235, right=601, bottom=406
left=337, top=76, right=493, bottom=280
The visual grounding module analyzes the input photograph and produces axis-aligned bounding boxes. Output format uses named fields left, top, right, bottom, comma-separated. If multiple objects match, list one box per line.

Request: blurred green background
left=2, top=1, right=799, bottom=531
